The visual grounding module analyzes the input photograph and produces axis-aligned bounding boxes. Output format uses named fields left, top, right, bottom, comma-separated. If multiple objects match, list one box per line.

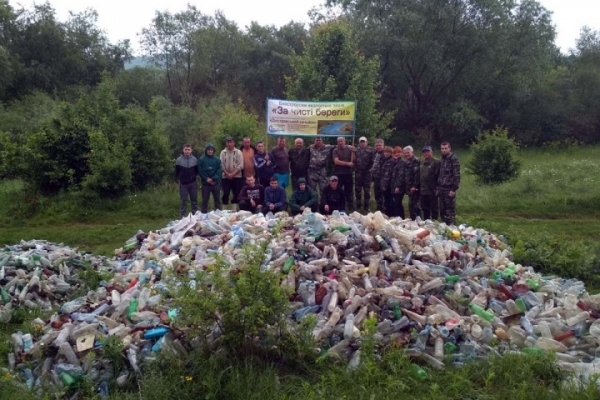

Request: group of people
left=175, top=135, right=461, bottom=224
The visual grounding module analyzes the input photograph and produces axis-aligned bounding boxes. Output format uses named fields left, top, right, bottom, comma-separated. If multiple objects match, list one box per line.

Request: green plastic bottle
left=0, top=288, right=10, bottom=304
left=526, top=279, right=540, bottom=291
left=515, top=298, right=527, bottom=312
left=59, top=372, right=77, bottom=388
left=469, top=304, right=494, bottom=322
left=444, top=342, right=457, bottom=354
left=282, top=256, right=295, bottom=274
left=127, top=298, right=139, bottom=320
left=411, top=364, right=427, bottom=380
left=445, top=275, right=460, bottom=283
left=333, top=226, right=350, bottom=233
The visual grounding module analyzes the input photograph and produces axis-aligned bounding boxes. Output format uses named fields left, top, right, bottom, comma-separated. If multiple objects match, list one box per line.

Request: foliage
left=467, top=127, right=522, bottom=185
left=17, top=77, right=171, bottom=198
left=213, top=102, right=264, bottom=149
left=172, top=239, right=291, bottom=357
left=286, top=20, right=391, bottom=140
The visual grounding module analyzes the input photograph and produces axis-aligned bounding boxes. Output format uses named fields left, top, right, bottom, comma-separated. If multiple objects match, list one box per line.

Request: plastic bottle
left=59, top=342, right=80, bottom=366
left=469, top=304, right=494, bottom=322
left=344, top=314, right=355, bottom=340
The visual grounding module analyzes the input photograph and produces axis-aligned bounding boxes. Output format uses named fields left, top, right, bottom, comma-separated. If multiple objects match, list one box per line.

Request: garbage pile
left=3, top=210, right=600, bottom=395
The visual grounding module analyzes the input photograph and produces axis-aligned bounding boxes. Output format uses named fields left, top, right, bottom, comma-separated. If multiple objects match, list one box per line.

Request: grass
left=1, top=145, right=600, bottom=399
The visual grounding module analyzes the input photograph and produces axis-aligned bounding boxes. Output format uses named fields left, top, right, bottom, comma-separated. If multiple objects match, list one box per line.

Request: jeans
left=201, top=183, right=221, bottom=213
left=179, top=181, right=198, bottom=217
left=221, top=177, right=243, bottom=205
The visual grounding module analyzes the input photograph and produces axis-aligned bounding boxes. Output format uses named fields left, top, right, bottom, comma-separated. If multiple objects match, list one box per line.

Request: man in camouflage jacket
left=419, top=146, right=440, bottom=220
left=403, top=146, right=421, bottom=220
left=308, top=137, right=334, bottom=195
left=369, top=139, right=385, bottom=211
left=437, top=142, right=460, bottom=225
left=354, top=136, right=375, bottom=211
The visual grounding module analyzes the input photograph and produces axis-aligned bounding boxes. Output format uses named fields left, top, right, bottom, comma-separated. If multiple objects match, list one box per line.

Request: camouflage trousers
left=308, top=168, right=328, bottom=195
left=354, top=170, right=372, bottom=210
left=408, top=191, right=422, bottom=220
left=439, top=189, right=456, bottom=225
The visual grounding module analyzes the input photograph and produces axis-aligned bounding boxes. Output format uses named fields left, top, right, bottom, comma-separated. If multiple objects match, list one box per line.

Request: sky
left=9, top=0, right=600, bottom=54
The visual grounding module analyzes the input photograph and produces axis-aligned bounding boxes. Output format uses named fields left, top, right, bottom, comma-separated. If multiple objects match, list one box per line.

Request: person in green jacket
left=289, top=177, right=318, bottom=215
left=198, top=143, right=222, bottom=213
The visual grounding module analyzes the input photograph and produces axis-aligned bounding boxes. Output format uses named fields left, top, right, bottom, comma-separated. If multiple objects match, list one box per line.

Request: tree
left=286, top=21, right=391, bottom=140
left=327, top=0, right=556, bottom=144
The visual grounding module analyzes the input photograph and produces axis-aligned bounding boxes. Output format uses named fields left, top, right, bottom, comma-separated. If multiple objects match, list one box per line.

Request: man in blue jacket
left=175, top=143, right=198, bottom=217
left=198, top=143, right=222, bottom=214
left=264, top=176, right=287, bottom=213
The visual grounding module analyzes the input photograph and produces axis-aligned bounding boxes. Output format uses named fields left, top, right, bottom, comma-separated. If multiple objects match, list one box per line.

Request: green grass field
left=1, top=146, right=600, bottom=399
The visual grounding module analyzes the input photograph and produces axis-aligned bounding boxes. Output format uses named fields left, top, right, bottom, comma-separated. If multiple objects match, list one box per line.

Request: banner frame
left=265, top=98, right=357, bottom=138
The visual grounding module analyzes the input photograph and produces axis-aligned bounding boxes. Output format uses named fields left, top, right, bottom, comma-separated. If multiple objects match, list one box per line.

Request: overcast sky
left=9, top=0, right=600, bottom=54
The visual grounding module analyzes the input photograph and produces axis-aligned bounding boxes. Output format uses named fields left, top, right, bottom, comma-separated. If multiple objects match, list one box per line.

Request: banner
left=266, top=99, right=356, bottom=137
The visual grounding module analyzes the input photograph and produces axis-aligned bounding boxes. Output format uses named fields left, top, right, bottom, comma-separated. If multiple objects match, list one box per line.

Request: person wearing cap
left=370, top=139, right=385, bottom=211
left=220, top=137, right=244, bottom=210
left=403, top=145, right=421, bottom=220
left=289, top=177, right=318, bottom=215
left=264, top=176, right=288, bottom=213
left=175, top=143, right=199, bottom=217
left=288, top=138, right=311, bottom=190
left=332, top=136, right=355, bottom=209
left=308, top=136, right=335, bottom=195
left=271, top=137, right=290, bottom=189
left=320, top=175, right=346, bottom=215
left=354, top=136, right=375, bottom=212
left=419, top=145, right=440, bottom=220
left=198, top=142, right=222, bottom=214
left=238, top=175, right=265, bottom=214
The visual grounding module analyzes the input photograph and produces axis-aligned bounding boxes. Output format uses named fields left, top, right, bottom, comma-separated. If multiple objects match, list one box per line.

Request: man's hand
left=435, top=190, right=439, bottom=196
left=394, top=188, right=399, bottom=194
left=207, top=178, right=214, bottom=185
left=410, top=187, right=417, bottom=194
left=347, top=162, right=354, bottom=167
left=250, top=199, right=256, bottom=207
left=300, top=206, right=305, bottom=211
left=269, top=204, right=275, bottom=210
left=449, top=190, right=456, bottom=198
left=324, top=205, right=329, bottom=212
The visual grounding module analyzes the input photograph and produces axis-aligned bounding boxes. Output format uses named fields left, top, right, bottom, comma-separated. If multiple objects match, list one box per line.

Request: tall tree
left=286, top=21, right=391, bottom=139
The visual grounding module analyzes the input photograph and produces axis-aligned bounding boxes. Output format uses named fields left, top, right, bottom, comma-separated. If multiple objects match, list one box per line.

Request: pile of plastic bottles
left=3, top=210, right=600, bottom=396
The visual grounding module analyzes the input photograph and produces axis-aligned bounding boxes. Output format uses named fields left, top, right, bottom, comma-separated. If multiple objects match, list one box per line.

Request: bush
left=467, top=126, right=521, bottom=185
left=17, top=77, right=172, bottom=199
left=171, top=239, right=293, bottom=358
left=214, top=101, right=264, bottom=149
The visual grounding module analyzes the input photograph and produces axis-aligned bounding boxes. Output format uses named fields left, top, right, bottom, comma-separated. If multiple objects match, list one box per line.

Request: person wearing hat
left=220, top=137, right=244, bottom=210
left=419, top=145, right=440, bottom=220
left=289, top=177, right=318, bottom=215
left=354, top=136, right=375, bottom=212
left=319, top=175, right=346, bottom=215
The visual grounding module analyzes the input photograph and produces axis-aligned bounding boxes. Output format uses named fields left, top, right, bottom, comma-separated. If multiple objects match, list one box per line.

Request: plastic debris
left=4, top=210, right=600, bottom=394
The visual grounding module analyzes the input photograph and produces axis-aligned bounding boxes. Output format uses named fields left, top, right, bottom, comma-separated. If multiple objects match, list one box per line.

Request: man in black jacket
left=319, top=176, right=346, bottom=215
left=175, top=144, right=198, bottom=217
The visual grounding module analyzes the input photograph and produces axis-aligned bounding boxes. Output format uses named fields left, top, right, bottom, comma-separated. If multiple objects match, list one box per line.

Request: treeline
left=0, top=0, right=599, bottom=198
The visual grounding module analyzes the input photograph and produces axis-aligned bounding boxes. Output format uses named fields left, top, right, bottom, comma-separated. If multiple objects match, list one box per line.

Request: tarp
left=266, top=99, right=356, bottom=137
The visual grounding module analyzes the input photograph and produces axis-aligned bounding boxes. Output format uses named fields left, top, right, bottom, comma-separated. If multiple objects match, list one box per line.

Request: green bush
left=467, top=126, right=521, bottom=185
left=16, top=77, right=172, bottom=199
left=171, top=239, right=293, bottom=358
left=214, top=101, right=264, bottom=149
